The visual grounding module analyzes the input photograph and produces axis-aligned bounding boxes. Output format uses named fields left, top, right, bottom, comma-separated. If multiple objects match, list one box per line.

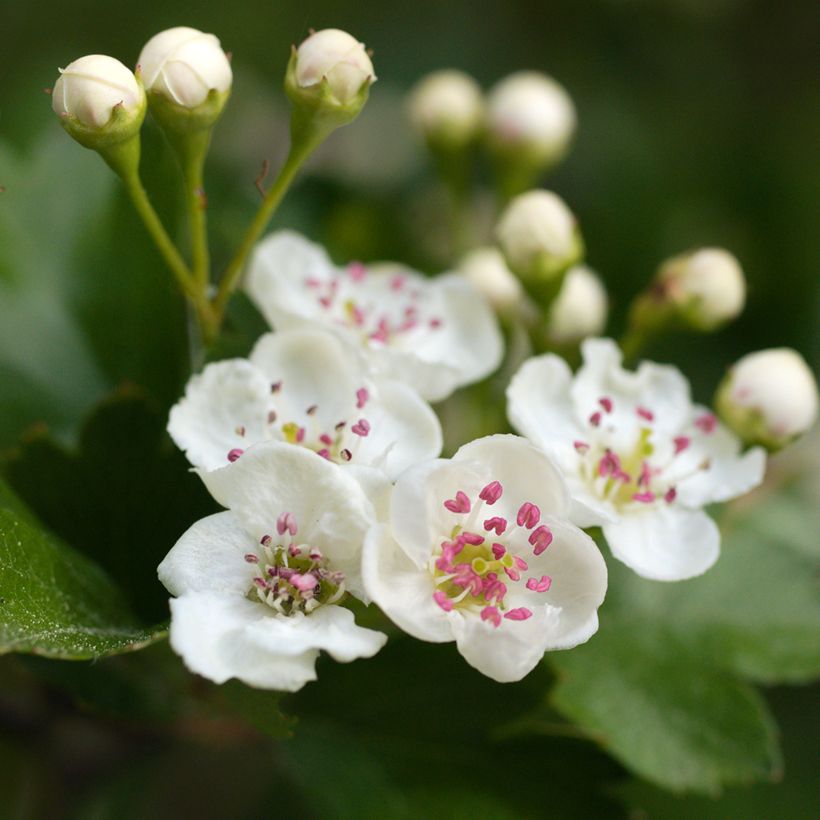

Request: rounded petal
left=454, top=434, right=570, bottom=517
left=249, top=328, right=360, bottom=432
left=201, top=442, right=375, bottom=595
left=505, top=517, right=607, bottom=650
left=245, top=230, right=335, bottom=329
left=603, top=505, right=720, bottom=581
left=168, top=359, right=272, bottom=471
left=450, top=607, right=556, bottom=682
left=507, top=353, right=585, bottom=471
left=365, top=346, right=461, bottom=403
left=158, top=511, right=256, bottom=597
left=243, top=604, right=386, bottom=663
left=574, top=338, right=693, bottom=436
left=353, top=380, right=442, bottom=479
left=168, top=592, right=319, bottom=690
left=362, top=524, right=452, bottom=642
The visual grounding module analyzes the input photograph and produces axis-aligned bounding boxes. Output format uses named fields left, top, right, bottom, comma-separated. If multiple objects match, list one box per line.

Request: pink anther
left=481, top=606, right=502, bottom=628
left=479, top=481, right=503, bottom=504
left=636, top=406, right=654, bottom=422
left=444, top=490, right=471, bottom=514
left=517, top=502, right=540, bottom=528
left=276, top=511, right=298, bottom=536
left=227, top=448, right=244, bottom=462
left=529, top=526, right=553, bottom=556
left=632, top=491, right=656, bottom=503
left=433, top=591, right=453, bottom=612
left=526, top=575, right=552, bottom=593
left=599, top=396, right=613, bottom=413
left=504, top=607, right=533, bottom=621
left=673, top=436, right=691, bottom=454
left=484, top=516, right=508, bottom=536
left=351, top=419, right=371, bottom=437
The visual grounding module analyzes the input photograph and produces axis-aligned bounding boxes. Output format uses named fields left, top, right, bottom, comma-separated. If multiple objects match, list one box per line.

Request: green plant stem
left=213, top=130, right=323, bottom=319
left=179, top=130, right=212, bottom=289
left=120, top=171, right=218, bottom=342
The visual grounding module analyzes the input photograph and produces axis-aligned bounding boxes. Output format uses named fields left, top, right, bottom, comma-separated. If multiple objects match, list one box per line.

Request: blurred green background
left=1, top=0, right=818, bottom=817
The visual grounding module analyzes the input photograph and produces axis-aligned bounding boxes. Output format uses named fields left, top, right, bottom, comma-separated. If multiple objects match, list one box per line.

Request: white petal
left=158, top=511, right=256, bottom=597
left=364, top=346, right=461, bottom=403
left=573, top=338, right=693, bottom=436
left=243, top=604, right=386, bottom=663
left=362, top=523, right=452, bottom=642
left=504, top=516, right=607, bottom=649
left=430, top=273, right=504, bottom=387
left=450, top=607, right=555, bottom=682
left=673, top=413, right=766, bottom=506
left=249, top=328, right=360, bottom=432
left=201, top=442, right=375, bottom=596
left=506, top=353, right=585, bottom=472
left=245, top=230, right=334, bottom=329
left=168, top=592, right=319, bottom=690
left=167, top=360, right=272, bottom=471
left=352, top=379, right=442, bottom=479
left=343, top=464, right=393, bottom=523
left=454, top=434, right=570, bottom=517
left=603, top=505, right=720, bottom=581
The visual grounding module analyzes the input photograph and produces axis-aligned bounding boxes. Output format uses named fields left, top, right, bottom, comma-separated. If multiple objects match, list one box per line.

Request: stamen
left=356, top=387, right=369, bottom=409
left=484, top=516, right=507, bottom=536
left=526, top=575, right=552, bottom=593
left=636, top=406, right=654, bottom=422
left=351, top=419, right=371, bottom=437
left=260, top=534, right=272, bottom=546
left=504, top=607, right=533, bottom=621
left=529, top=526, right=553, bottom=555
left=664, top=487, right=677, bottom=503
left=599, top=396, right=613, bottom=413
left=491, top=543, right=506, bottom=559
left=673, top=436, right=690, bottom=454
left=348, top=261, right=367, bottom=281
left=574, top=440, right=590, bottom=453
left=444, top=491, right=472, bottom=514
left=481, top=606, right=502, bottom=628
left=271, top=381, right=282, bottom=393
left=633, top=491, right=656, bottom=503
left=244, top=553, right=259, bottom=563
left=517, top=502, right=540, bottom=528
left=340, top=448, right=352, bottom=461
left=235, top=425, right=246, bottom=437
left=306, top=404, right=318, bottom=416
left=695, top=413, right=717, bottom=434
left=479, top=481, right=503, bottom=504
left=276, top=511, right=298, bottom=536
left=433, top=591, right=454, bottom=612
left=589, top=411, right=602, bottom=427
left=227, top=448, right=244, bottom=462
left=319, top=433, right=333, bottom=446
left=267, top=410, right=278, bottom=424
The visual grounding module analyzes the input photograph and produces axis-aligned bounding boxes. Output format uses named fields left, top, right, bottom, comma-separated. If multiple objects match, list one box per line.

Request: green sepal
left=284, top=47, right=373, bottom=138
left=56, top=86, right=147, bottom=154
left=146, top=86, right=231, bottom=137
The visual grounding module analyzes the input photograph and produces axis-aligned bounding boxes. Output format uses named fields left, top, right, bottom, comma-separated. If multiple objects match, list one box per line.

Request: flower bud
left=486, top=71, right=576, bottom=196
left=408, top=70, right=483, bottom=151
left=716, top=348, right=818, bottom=451
left=496, top=190, right=583, bottom=300
left=51, top=55, right=145, bottom=149
left=657, top=248, right=746, bottom=331
left=546, top=265, right=608, bottom=345
left=286, top=28, right=375, bottom=133
left=138, top=27, right=232, bottom=131
left=459, top=247, right=525, bottom=316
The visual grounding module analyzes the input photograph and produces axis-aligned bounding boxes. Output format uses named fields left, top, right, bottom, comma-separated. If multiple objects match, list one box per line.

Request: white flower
left=546, top=265, right=608, bottom=345
left=245, top=231, right=504, bottom=402
left=158, top=442, right=387, bottom=691
left=138, top=26, right=233, bottom=108
left=486, top=71, right=576, bottom=166
left=507, top=338, right=767, bottom=581
left=716, top=348, right=818, bottom=450
left=408, top=69, right=484, bottom=148
left=496, top=190, right=582, bottom=281
left=168, top=326, right=442, bottom=484
left=52, top=54, right=144, bottom=129
left=362, top=435, right=607, bottom=682
left=294, top=29, right=375, bottom=105
left=658, top=248, right=746, bottom=331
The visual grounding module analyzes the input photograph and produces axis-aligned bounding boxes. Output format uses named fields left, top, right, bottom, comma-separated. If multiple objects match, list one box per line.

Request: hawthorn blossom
left=244, top=230, right=503, bottom=402
left=507, top=338, right=767, bottom=581
left=362, top=435, right=607, bottom=682
left=158, top=442, right=387, bottom=691
left=168, top=326, right=442, bottom=487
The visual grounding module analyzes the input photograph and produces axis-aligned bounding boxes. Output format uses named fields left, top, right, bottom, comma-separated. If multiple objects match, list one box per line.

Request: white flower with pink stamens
left=158, top=442, right=387, bottom=691
left=507, top=338, right=767, bottom=581
left=167, top=327, right=442, bottom=487
left=244, top=230, right=503, bottom=402
left=362, top=435, right=607, bottom=682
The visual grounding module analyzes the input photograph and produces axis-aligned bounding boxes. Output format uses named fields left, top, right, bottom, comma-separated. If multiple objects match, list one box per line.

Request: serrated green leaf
left=549, top=626, right=781, bottom=794
left=0, top=502, right=165, bottom=660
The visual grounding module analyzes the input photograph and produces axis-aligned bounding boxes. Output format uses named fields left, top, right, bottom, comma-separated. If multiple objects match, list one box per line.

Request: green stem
left=178, top=129, right=212, bottom=288
left=213, top=127, right=324, bottom=318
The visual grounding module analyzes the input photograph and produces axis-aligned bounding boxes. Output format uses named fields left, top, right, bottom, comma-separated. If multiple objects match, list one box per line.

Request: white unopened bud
left=716, top=348, right=818, bottom=451
left=294, top=29, right=375, bottom=105
left=459, top=247, right=524, bottom=315
left=659, top=248, right=745, bottom=330
left=138, top=27, right=232, bottom=109
left=546, top=265, right=608, bottom=345
left=486, top=71, right=576, bottom=187
left=52, top=54, right=145, bottom=134
left=408, top=70, right=483, bottom=149
left=496, top=190, right=583, bottom=292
